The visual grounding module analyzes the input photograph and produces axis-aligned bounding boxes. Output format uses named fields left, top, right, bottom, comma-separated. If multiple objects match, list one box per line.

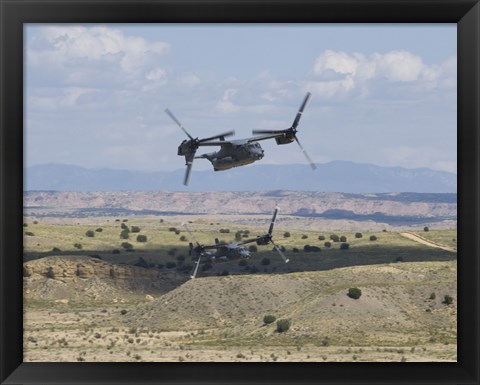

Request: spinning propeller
left=240, top=206, right=289, bottom=263
left=252, top=92, right=316, bottom=170
left=165, top=108, right=235, bottom=185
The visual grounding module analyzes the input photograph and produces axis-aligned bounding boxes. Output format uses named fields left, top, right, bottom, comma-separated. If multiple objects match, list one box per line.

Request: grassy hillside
left=24, top=260, right=457, bottom=362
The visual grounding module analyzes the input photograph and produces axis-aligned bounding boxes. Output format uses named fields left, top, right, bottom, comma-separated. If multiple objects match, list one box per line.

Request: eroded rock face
left=23, top=256, right=185, bottom=300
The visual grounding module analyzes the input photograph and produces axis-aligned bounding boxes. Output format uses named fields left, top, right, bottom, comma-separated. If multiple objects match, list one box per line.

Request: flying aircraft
left=183, top=207, right=288, bottom=279
left=165, top=92, right=315, bottom=186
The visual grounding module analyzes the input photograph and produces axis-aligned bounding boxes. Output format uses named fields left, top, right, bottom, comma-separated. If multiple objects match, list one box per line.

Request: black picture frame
left=1, top=0, right=479, bottom=384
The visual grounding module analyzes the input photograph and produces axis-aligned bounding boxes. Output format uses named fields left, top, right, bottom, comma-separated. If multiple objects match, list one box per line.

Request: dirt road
left=400, top=232, right=456, bottom=252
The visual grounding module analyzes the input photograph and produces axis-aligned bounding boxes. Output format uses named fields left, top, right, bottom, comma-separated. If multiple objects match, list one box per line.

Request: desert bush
left=235, top=231, right=243, bottom=241
left=136, top=234, right=147, bottom=242
left=85, top=230, right=95, bottom=237
left=276, top=319, right=291, bottom=333
left=369, top=235, right=377, bottom=241
left=261, top=258, right=270, bottom=266
left=301, top=234, right=308, bottom=239
left=95, top=228, right=103, bottom=232
left=424, top=226, right=429, bottom=232
left=52, top=247, right=61, bottom=252
left=120, top=229, right=130, bottom=239
left=74, top=243, right=82, bottom=249
left=347, top=287, right=362, bottom=299
left=318, top=235, right=326, bottom=241
left=324, top=242, right=331, bottom=248
left=25, top=232, right=35, bottom=236
left=340, top=243, right=350, bottom=250
left=283, top=232, right=291, bottom=238
left=179, top=235, right=188, bottom=242
left=168, top=227, right=177, bottom=232
left=340, top=236, right=347, bottom=242
left=355, top=232, right=363, bottom=239
left=263, top=315, right=276, bottom=324
left=330, top=234, right=339, bottom=242
left=121, top=242, right=133, bottom=250
left=46, top=267, right=55, bottom=279
left=121, top=223, right=128, bottom=230
left=429, top=292, right=436, bottom=300
left=219, top=228, right=230, bottom=233
left=321, top=336, right=330, bottom=346
left=443, top=295, right=453, bottom=305
left=131, top=226, right=141, bottom=233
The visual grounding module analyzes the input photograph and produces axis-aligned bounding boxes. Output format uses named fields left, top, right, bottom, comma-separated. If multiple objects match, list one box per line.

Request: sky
left=25, top=24, right=457, bottom=173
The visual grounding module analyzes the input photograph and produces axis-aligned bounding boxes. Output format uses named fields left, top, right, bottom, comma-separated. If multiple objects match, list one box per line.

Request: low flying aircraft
left=165, top=92, right=315, bottom=186
left=183, top=207, right=288, bottom=279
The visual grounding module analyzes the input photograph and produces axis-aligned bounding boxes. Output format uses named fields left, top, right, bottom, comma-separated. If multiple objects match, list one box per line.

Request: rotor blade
left=294, top=136, right=317, bottom=170
left=165, top=108, right=194, bottom=140
left=291, top=92, right=311, bottom=129
left=252, top=129, right=287, bottom=135
left=190, top=253, right=202, bottom=279
left=184, top=158, right=194, bottom=185
left=271, top=239, right=289, bottom=263
left=182, top=223, right=201, bottom=247
left=268, top=206, right=279, bottom=235
left=198, top=130, right=235, bottom=142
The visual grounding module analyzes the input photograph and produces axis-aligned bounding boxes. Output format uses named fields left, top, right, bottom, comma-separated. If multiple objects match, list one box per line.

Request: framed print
left=1, top=0, right=479, bottom=384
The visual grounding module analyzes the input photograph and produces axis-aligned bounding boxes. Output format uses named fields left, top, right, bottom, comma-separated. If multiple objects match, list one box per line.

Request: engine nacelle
left=275, top=135, right=295, bottom=145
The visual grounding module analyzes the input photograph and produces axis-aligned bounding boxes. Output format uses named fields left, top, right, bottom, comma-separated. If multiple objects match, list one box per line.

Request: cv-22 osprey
left=165, top=92, right=316, bottom=185
left=183, top=207, right=288, bottom=279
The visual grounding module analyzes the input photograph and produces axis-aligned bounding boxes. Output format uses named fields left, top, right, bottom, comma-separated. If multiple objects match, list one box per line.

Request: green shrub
left=318, top=235, right=325, bottom=241
left=355, top=232, right=363, bottom=239
left=330, top=234, right=339, bottom=242
left=340, top=243, right=350, bottom=250
left=95, top=228, right=103, bottom=232
left=324, top=241, right=331, bottom=248
left=443, top=295, right=453, bottom=305
left=120, top=229, right=130, bottom=239
left=121, top=223, right=128, bottom=230
left=429, top=292, right=436, bottom=300
left=25, top=232, right=35, bottom=236
left=179, top=235, right=188, bottom=242
left=52, top=247, right=61, bottom=252
left=261, top=258, right=270, bottom=266
left=301, top=234, right=308, bottom=239
left=424, top=226, right=429, bottom=232
left=283, top=232, right=291, bottom=238
left=131, top=226, right=141, bottom=233
left=168, top=227, right=177, bottom=232
left=85, top=230, right=95, bottom=237
left=121, top=242, right=133, bottom=250
left=369, top=235, right=377, bottom=241
left=276, top=319, right=291, bottom=333
left=340, top=236, right=347, bottom=242
left=347, top=287, right=362, bottom=299
left=46, top=267, right=55, bottom=279
left=263, top=315, right=276, bottom=324
left=219, top=228, right=230, bottom=233
left=136, top=234, right=147, bottom=242
left=74, top=243, right=82, bottom=249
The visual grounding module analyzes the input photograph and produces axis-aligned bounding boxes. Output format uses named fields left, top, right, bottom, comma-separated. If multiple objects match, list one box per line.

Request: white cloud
left=180, top=73, right=201, bottom=87
left=310, top=50, right=456, bottom=100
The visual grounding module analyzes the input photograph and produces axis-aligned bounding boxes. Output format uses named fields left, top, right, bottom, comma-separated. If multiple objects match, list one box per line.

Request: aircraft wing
left=244, top=133, right=284, bottom=143
left=197, top=140, right=235, bottom=147
left=237, top=237, right=259, bottom=245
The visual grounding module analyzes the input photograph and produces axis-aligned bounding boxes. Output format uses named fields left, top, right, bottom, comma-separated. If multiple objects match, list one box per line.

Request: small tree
left=355, top=232, right=363, bottom=239
left=85, top=230, right=95, bottom=237
left=330, top=234, right=339, bottom=242
left=276, top=319, right=291, bottom=333
left=136, top=234, right=147, bottom=242
left=347, top=287, right=362, bottom=299
left=263, top=315, right=276, bottom=324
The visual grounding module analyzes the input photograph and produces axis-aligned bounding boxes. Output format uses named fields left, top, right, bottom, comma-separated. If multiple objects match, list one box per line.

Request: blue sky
left=25, top=24, right=457, bottom=173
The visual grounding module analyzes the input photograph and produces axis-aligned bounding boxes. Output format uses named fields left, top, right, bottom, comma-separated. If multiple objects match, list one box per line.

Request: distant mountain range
left=24, top=161, right=456, bottom=193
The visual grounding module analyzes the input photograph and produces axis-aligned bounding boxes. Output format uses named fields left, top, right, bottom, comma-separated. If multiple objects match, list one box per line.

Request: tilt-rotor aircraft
left=165, top=92, right=316, bottom=186
left=183, top=207, right=288, bottom=279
